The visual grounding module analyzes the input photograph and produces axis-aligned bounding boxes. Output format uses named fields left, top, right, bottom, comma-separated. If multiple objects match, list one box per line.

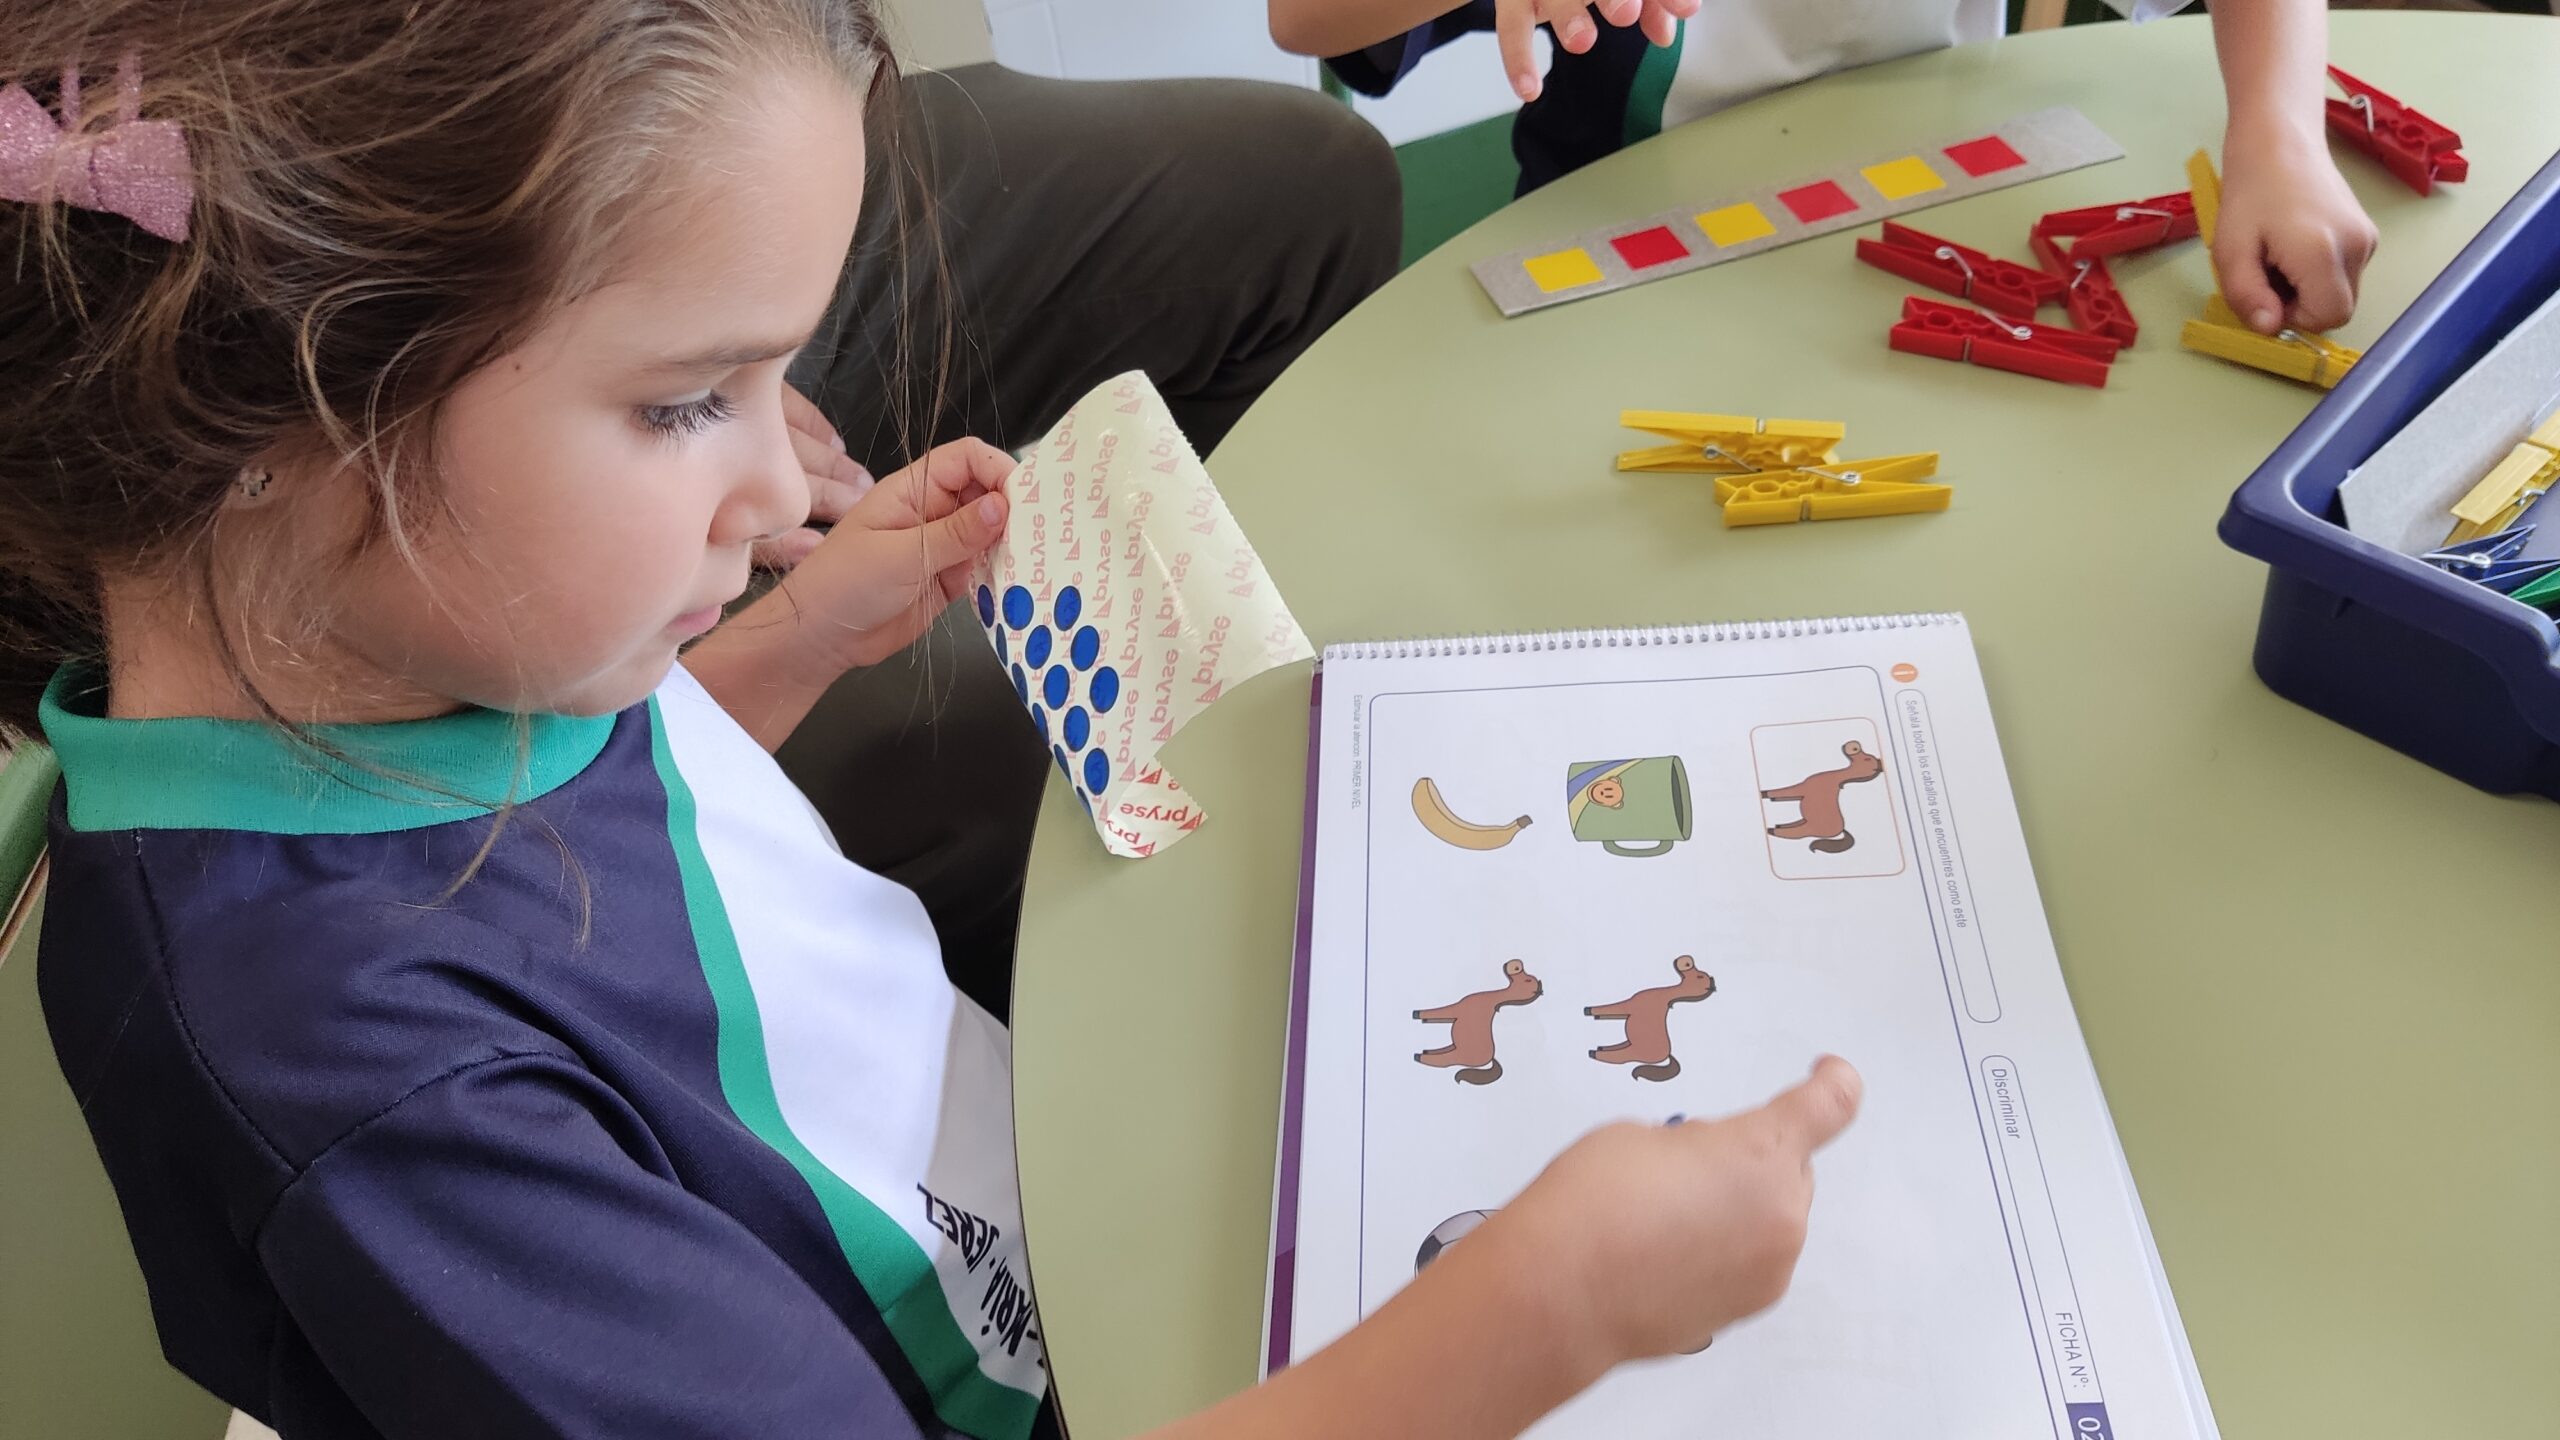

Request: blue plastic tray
left=2219, top=150, right=2560, bottom=797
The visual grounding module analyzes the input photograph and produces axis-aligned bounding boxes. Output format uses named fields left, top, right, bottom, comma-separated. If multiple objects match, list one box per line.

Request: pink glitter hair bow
left=0, top=54, right=194, bottom=242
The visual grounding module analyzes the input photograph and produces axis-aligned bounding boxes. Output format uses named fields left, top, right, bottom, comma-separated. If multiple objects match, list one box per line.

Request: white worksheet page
left=1272, top=616, right=2210, bottom=1440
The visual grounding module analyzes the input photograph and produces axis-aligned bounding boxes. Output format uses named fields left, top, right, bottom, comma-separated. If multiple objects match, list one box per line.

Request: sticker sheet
left=1471, top=107, right=2124, bottom=318
left=971, top=371, right=1313, bottom=858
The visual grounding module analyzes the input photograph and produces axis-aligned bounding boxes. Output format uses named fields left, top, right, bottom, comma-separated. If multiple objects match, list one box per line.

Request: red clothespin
left=2029, top=191, right=2197, bottom=261
left=2326, top=66, right=2465, bottom=195
left=2027, top=229, right=2138, bottom=346
left=1855, top=222, right=2062, bottom=318
left=1889, top=296, right=2120, bottom=388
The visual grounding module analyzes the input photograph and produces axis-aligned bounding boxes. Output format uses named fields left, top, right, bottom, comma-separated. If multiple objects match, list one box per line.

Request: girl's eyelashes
left=635, top=389, right=739, bottom=439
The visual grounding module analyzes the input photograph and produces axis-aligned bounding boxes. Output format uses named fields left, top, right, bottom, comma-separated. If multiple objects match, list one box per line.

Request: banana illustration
left=1411, top=778, right=1534, bottom=851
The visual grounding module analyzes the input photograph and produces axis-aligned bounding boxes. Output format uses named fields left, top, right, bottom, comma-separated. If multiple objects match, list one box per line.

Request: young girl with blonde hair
left=2, top=5, right=1859, bottom=1435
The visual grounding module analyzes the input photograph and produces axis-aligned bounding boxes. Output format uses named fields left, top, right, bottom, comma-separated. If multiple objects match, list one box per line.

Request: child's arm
left=1144, top=1057, right=1863, bottom=1440
left=1269, top=0, right=1695, bottom=103
left=268, top=1047, right=1852, bottom=1437
left=1269, top=0, right=1482, bottom=58
left=2208, top=0, right=2379, bottom=336
left=685, top=431, right=1011, bottom=751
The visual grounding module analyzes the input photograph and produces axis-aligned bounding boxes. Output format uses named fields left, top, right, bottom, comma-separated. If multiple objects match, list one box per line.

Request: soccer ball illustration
left=1414, top=1209, right=1496, bottom=1274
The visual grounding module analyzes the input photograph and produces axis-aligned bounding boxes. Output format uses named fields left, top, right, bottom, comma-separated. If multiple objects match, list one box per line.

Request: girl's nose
left=713, top=406, right=812, bottom=548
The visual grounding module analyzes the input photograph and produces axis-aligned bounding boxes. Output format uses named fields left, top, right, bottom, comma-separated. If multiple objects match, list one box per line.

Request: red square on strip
left=1777, top=180, right=1858, bottom=224
left=1610, top=224, right=1691, bottom=269
left=1943, top=135, right=2028, bottom=177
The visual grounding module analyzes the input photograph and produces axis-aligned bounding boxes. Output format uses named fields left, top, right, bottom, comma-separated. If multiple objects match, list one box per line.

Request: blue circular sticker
left=983, top=582, right=1119, bottom=814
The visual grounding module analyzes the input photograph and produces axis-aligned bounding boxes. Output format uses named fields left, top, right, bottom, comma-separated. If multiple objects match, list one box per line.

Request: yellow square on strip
left=1862, top=156, right=1946, bottom=201
left=1696, top=202, right=1776, bottom=248
left=1523, top=247, right=1605, bottom=293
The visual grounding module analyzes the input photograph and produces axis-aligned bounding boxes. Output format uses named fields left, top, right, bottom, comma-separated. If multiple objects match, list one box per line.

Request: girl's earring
left=231, top=467, right=276, bottom=509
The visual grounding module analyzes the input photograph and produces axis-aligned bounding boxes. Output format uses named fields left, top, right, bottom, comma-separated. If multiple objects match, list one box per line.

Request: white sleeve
left=2093, top=0, right=2199, bottom=20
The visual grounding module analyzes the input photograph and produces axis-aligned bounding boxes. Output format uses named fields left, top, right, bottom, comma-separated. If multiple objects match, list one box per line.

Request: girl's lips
left=670, top=604, right=723, bottom=636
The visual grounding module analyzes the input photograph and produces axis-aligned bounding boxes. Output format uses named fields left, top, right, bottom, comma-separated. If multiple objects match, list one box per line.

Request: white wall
left=882, top=0, right=997, bottom=69
left=879, top=0, right=1523, bottom=146
left=986, top=0, right=1320, bottom=89
left=1343, top=29, right=1540, bottom=147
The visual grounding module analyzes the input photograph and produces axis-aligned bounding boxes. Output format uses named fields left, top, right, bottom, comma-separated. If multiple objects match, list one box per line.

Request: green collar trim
left=37, top=667, right=616, bottom=835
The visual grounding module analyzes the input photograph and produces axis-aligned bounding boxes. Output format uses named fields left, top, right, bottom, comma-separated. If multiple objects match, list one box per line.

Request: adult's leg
left=804, top=63, right=1404, bottom=459
left=779, top=66, right=1401, bottom=1017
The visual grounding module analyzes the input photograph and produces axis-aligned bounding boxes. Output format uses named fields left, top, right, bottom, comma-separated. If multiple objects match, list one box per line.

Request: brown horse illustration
left=1763, top=740, right=1886, bottom=853
left=1586, top=955, right=1718, bottom=1082
left=1414, top=960, right=1543, bottom=1085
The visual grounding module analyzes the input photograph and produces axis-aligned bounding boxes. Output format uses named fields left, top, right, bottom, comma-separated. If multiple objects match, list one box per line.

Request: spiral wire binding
left=1321, top=613, right=1964, bottom=663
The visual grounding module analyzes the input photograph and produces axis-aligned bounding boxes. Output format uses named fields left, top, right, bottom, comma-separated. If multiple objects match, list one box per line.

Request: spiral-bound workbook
left=1267, top=615, right=2219, bottom=1440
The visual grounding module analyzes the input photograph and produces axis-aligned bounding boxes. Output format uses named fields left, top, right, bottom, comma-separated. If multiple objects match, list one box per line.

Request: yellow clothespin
left=2444, top=411, right=2560, bottom=544
left=2178, top=151, right=2360, bottom=389
left=2187, top=147, right=2221, bottom=249
left=1617, top=411, right=1847, bottom=474
left=1713, top=453, right=1949, bottom=527
left=2180, top=296, right=2362, bottom=389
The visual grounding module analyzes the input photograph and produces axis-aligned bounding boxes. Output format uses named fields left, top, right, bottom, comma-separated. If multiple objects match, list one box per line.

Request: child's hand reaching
left=1498, top=0, right=1698, bottom=102
left=1483, top=1056, right=1863, bottom=1360
left=1205, top=1056, right=1865, bottom=1440
left=772, top=435, right=1012, bottom=673
left=2214, top=128, right=2379, bottom=337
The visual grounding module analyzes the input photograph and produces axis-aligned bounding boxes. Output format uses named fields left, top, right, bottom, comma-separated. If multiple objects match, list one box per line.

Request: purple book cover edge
left=1264, top=662, right=1324, bottom=1374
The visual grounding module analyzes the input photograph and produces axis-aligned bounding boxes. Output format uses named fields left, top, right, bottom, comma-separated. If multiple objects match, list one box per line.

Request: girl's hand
left=1498, top=0, right=1698, bottom=102
left=754, top=385, right=876, bottom=573
left=773, top=437, right=1012, bottom=674
left=1489, top=1056, right=1863, bottom=1363
left=2215, top=127, right=2379, bottom=337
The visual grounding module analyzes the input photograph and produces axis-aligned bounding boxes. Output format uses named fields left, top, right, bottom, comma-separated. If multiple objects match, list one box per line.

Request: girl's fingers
left=791, top=428, right=871, bottom=524
left=2278, top=215, right=2377, bottom=334
left=914, top=492, right=1010, bottom=580
left=2279, top=241, right=2358, bottom=335
left=1641, top=0, right=1686, bottom=45
left=1553, top=3, right=1599, bottom=54
left=849, top=438, right=1014, bottom=530
left=751, top=526, right=826, bottom=573
left=2212, top=231, right=2288, bottom=337
left=1497, top=0, right=1544, bottom=101
left=781, top=382, right=843, bottom=450
left=1756, top=1056, right=1864, bottom=1156
left=915, top=438, right=1016, bottom=518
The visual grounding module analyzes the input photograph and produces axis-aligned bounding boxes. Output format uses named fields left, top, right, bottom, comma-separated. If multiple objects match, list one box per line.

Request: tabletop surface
left=1011, top=14, right=2560, bottom=1439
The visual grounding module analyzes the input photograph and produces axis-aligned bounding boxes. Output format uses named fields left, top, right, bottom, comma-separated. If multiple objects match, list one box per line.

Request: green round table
left=1014, top=13, right=2560, bottom=1439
